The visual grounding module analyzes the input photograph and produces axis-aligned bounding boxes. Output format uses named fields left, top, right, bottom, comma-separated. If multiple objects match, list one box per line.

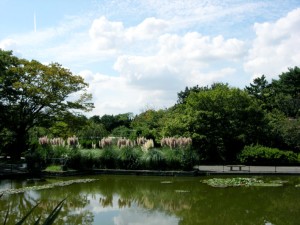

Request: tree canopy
left=0, top=49, right=93, bottom=159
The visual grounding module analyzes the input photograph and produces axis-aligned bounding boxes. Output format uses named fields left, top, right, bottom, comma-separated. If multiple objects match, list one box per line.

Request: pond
left=0, top=175, right=300, bottom=225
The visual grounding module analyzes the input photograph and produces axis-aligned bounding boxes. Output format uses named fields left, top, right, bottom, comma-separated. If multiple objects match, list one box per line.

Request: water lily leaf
left=161, top=181, right=173, bottom=184
left=175, top=190, right=190, bottom=193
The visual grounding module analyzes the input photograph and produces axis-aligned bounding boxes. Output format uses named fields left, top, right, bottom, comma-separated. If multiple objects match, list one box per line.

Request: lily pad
left=202, top=177, right=285, bottom=188
left=161, top=181, right=173, bottom=184
left=175, top=190, right=190, bottom=193
left=0, top=179, right=98, bottom=196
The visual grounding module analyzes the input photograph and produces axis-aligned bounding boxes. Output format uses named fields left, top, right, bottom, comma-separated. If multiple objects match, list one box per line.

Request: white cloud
left=113, top=209, right=179, bottom=225
left=244, top=8, right=300, bottom=80
left=80, top=15, right=247, bottom=115
left=113, top=32, right=245, bottom=91
left=0, top=38, right=17, bottom=50
left=2, top=1, right=299, bottom=115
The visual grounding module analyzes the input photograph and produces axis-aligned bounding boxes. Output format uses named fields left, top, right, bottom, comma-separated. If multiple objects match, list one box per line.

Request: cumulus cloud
left=80, top=15, right=247, bottom=115
left=244, top=8, right=300, bottom=80
left=2, top=1, right=299, bottom=115
left=89, top=16, right=169, bottom=50
left=80, top=69, right=175, bottom=115
left=113, top=32, right=245, bottom=90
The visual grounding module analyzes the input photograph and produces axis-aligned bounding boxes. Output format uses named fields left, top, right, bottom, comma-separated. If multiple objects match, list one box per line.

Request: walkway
left=197, top=165, right=300, bottom=175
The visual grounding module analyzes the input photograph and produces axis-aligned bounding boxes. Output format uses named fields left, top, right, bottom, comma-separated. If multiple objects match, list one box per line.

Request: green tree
left=245, top=75, right=272, bottom=110
left=99, top=113, right=133, bottom=132
left=163, top=84, right=267, bottom=163
left=77, top=122, right=108, bottom=148
left=177, top=85, right=209, bottom=104
left=131, top=108, right=167, bottom=142
left=0, top=50, right=93, bottom=159
left=271, top=67, right=300, bottom=117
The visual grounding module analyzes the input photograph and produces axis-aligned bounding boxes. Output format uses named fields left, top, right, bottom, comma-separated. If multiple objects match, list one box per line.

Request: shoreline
left=2, top=166, right=300, bottom=179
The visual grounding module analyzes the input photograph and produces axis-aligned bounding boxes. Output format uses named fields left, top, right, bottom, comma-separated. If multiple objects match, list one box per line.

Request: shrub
left=118, top=147, right=142, bottom=169
left=238, top=145, right=298, bottom=165
left=99, top=147, right=118, bottom=169
left=82, top=150, right=100, bottom=169
left=141, top=149, right=166, bottom=170
left=67, top=149, right=82, bottom=170
left=180, top=148, right=198, bottom=170
left=162, top=148, right=183, bottom=170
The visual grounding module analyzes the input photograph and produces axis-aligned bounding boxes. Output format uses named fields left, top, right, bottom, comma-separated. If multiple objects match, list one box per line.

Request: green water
left=0, top=175, right=300, bottom=225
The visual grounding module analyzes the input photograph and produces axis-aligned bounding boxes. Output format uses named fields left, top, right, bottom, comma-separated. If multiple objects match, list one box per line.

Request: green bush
left=141, top=149, right=166, bottom=170
left=80, top=150, right=101, bottom=169
left=26, top=144, right=53, bottom=172
left=67, top=149, right=82, bottom=170
left=118, top=147, right=142, bottom=169
left=52, top=145, right=69, bottom=158
left=180, top=148, right=198, bottom=170
left=162, top=148, right=183, bottom=170
left=80, top=139, right=98, bottom=149
left=238, top=145, right=298, bottom=165
left=99, top=147, right=118, bottom=169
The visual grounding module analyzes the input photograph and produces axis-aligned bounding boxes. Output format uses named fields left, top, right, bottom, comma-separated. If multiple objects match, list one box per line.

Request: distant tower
left=34, top=12, right=37, bottom=32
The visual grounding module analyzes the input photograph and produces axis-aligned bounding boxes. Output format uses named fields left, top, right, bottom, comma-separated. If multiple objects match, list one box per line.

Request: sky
left=0, top=0, right=300, bottom=116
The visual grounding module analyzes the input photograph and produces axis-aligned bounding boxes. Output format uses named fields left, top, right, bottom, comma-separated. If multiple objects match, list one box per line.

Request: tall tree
left=245, top=75, right=270, bottom=101
left=0, top=50, right=93, bottom=159
left=163, top=84, right=267, bottom=163
left=272, top=67, right=300, bottom=117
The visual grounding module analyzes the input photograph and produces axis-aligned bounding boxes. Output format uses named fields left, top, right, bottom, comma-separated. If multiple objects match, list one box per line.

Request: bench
left=226, top=165, right=246, bottom=171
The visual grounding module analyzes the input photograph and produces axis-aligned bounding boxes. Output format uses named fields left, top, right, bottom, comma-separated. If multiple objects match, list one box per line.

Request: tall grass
left=34, top=136, right=197, bottom=171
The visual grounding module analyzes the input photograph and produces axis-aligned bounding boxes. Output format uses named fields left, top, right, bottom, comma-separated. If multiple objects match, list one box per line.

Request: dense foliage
left=238, top=145, right=298, bottom=165
left=1, top=50, right=300, bottom=166
left=0, top=50, right=93, bottom=159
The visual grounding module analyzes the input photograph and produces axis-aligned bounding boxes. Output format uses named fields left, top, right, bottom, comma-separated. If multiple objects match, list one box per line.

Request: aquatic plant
left=202, top=177, right=285, bottom=188
left=0, top=179, right=98, bottom=196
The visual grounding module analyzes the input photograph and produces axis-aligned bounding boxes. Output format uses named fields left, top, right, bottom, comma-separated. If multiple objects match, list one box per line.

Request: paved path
left=197, top=165, right=300, bottom=175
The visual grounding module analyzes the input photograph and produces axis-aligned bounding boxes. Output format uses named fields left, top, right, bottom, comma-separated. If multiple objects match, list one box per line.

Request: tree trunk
left=10, top=129, right=28, bottom=161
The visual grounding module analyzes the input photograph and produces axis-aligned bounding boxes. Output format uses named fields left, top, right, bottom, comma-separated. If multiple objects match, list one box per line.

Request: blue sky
left=1, top=0, right=300, bottom=116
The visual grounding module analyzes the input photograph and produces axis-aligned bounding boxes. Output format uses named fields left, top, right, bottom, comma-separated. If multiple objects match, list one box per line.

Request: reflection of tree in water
left=1, top=176, right=300, bottom=225
left=0, top=181, right=94, bottom=225
left=99, top=195, right=113, bottom=207
left=91, top=176, right=300, bottom=225
left=93, top=176, right=194, bottom=216
left=0, top=191, right=39, bottom=225
left=118, top=198, right=131, bottom=208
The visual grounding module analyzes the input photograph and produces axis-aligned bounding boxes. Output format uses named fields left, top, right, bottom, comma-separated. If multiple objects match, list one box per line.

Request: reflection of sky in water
left=113, top=210, right=179, bottom=225
left=82, top=194, right=179, bottom=225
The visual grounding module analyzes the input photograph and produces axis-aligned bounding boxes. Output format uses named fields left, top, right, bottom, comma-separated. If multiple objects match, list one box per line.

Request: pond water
left=0, top=175, right=300, bottom=225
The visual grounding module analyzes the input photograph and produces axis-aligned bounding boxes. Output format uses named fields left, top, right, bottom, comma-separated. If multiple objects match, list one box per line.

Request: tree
left=0, top=50, right=93, bottom=159
left=131, top=109, right=167, bottom=142
left=77, top=122, right=108, bottom=148
left=177, top=85, right=209, bottom=104
left=163, top=84, right=267, bottom=163
left=271, top=67, right=300, bottom=117
left=245, top=75, right=270, bottom=105
left=98, top=113, right=133, bottom=132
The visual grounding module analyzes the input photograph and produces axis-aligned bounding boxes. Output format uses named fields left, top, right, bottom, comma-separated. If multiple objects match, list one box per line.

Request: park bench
left=226, top=165, right=247, bottom=171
